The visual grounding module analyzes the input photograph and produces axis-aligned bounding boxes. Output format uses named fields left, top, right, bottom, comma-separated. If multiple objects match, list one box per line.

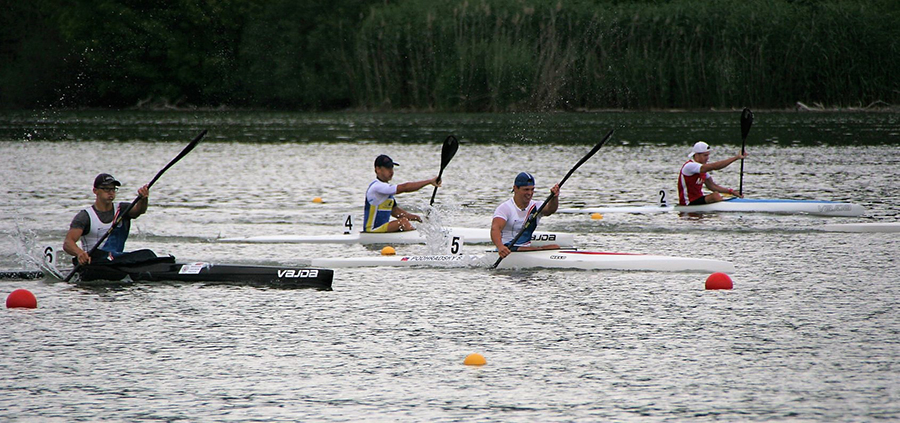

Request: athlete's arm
left=128, top=184, right=150, bottom=218
left=541, top=184, right=560, bottom=216
left=491, top=217, right=511, bottom=258
left=704, top=178, right=740, bottom=197
left=395, top=177, right=440, bottom=194
left=699, top=152, right=749, bottom=173
left=392, top=205, right=421, bottom=222
left=64, top=228, right=90, bottom=265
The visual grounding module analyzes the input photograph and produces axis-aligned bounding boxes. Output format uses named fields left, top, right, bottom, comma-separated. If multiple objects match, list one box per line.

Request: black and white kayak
left=559, top=191, right=865, bottom=217
left=39, top=247, right=333, bottom=289
left=311, top=249, right=734, bottom=273
left=74, top=257, right=332, bottom=289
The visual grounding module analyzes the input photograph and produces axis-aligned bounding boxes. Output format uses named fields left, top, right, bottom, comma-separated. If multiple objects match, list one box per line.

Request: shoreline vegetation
left=3, top=0, right=898, bottom=113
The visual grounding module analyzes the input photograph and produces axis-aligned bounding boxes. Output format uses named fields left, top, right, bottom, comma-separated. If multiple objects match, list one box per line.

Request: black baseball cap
left=514, top=172, right=535, bottom=187
left=93, top=173, right=121, bottom=188
left=374, top=154, right=399, bottom=168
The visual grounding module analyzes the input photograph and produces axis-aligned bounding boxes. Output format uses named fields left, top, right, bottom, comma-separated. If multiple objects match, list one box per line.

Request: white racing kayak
left=560, top=197, right=865, bottom=217
left=311, top=249, right=735, bottom=273
left=219, top=227, right=575, bottom=247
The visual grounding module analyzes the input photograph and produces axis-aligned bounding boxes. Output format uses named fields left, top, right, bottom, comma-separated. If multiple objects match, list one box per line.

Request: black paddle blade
left=557, top=129, right=615, bottom=187
left=430, top=135, right=460, bottom=205
left=741, top=108, right=753, bottom=140
left=440, top=135, right=459, bottom=170
left=147, top=129, right=207, bottom=188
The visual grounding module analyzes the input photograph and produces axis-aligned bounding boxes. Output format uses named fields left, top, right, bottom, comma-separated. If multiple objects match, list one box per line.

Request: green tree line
left=1, top=0, right=897, bottom=111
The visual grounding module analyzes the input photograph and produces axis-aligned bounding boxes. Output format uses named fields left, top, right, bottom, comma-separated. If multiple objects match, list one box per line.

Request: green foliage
left=1, top=0, right=897, bottom=110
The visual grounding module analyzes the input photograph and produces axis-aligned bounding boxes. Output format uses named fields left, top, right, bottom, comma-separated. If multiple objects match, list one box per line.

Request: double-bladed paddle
left=491, top=129, right=615, bottom=269
left=739, top=108, right=753, bottom=196
left=429, top=135, right=459, bottom=205
left=64, top=129, right=208, bottom=282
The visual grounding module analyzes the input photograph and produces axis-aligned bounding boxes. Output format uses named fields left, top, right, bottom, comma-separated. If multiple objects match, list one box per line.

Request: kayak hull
left=74, top=257, right=333, bottom=290
left=559, top=198, right=865, bottom=217
left=219, top=227, right=575, bottom=247
left=312, top=249, right=734, bottom=273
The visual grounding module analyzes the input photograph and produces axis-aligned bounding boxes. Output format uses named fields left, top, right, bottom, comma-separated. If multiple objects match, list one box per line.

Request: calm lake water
left=1, top=110, right=898, bottom=421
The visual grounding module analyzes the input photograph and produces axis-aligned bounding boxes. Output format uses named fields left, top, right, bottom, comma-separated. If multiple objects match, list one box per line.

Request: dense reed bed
left=351, top=0, right=898, bottom=111
left=2, top=0, right=897, bottom=111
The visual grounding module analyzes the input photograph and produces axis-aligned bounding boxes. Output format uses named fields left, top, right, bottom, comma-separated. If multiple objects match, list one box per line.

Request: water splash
left=9, top=222, right=43, bottom=269
left=416, top=204, right=453, bottom=255
left=7, top=222, right=64, bottom=279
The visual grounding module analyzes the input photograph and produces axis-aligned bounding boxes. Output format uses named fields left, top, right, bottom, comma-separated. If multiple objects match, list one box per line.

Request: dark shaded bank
left=2, top=0, right=897, bottom=111
left=1, top=109, right=897, bottom=146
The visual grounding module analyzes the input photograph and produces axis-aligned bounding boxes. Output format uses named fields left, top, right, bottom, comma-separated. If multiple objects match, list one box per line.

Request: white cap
left=688, top=141, right=710, bottom=159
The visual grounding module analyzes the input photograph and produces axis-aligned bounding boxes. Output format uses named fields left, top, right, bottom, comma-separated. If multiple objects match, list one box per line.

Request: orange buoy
left=381, top=246, right=396, bottom=256
left=6, top=289, right=37, bottom=308
left=463, top=353, right=486, bottom=366
left=591, top=212, right=603, bottom=220
left=312, top=197, right=323, bottom=203
left=705, top=272, right=733, bottom=290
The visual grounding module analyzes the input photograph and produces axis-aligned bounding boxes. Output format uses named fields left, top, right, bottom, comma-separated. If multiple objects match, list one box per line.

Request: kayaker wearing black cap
left=364, top=154, right=441, bottom=233
left=63, top=173, right=150, bottom=265
left=491, top=172, right=560, bottom=258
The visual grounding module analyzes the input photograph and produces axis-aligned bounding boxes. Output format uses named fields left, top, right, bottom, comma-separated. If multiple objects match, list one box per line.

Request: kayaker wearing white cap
left=677, top=141, right=749, bottom=206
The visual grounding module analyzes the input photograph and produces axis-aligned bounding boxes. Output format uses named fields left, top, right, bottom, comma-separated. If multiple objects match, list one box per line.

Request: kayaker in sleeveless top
left=64, top=173, right=150, bottom=265
left=491, top=172, right=560, bottom=258
left=364, top=154, right=441, bottom=233
left=678, top=141, right=749, bottom=206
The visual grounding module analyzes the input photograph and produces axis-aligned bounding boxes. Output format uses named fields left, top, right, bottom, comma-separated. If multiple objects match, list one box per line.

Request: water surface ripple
left=1, top=111, right=897, bottom=421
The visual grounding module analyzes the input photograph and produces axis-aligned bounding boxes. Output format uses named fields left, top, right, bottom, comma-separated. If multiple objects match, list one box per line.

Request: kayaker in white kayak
left=491, top=172, right=560, bottom=258
left=678, top=141, right=749, bottom=206
left=364, top=154, right=441, bottom=233
left=63, top=173, right=150, bottom=265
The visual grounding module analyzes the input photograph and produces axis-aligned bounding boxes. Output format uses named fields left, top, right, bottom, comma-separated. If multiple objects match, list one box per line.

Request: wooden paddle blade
left=741, top=108, right=753, bottom=140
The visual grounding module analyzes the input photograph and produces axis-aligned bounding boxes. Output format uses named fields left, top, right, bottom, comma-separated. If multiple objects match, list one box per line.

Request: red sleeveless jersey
left=678, top=160, right=707, bottom=205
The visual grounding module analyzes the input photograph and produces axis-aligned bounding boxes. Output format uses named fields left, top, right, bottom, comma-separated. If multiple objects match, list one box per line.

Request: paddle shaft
left=63, top=130, right=207, bottom=282
left=739, top=146, right=745, bottom=196
left=429, top=167, right=447, bottom=206
left=739, top=108, right=753, bottom=196
left=491, top=129, right=614, bottom=269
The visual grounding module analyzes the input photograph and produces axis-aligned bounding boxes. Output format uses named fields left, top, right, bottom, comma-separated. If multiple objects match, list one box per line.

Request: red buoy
left=705, top=273, right=733, bottom=290
left=6, top=289, right=37, bottom=309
